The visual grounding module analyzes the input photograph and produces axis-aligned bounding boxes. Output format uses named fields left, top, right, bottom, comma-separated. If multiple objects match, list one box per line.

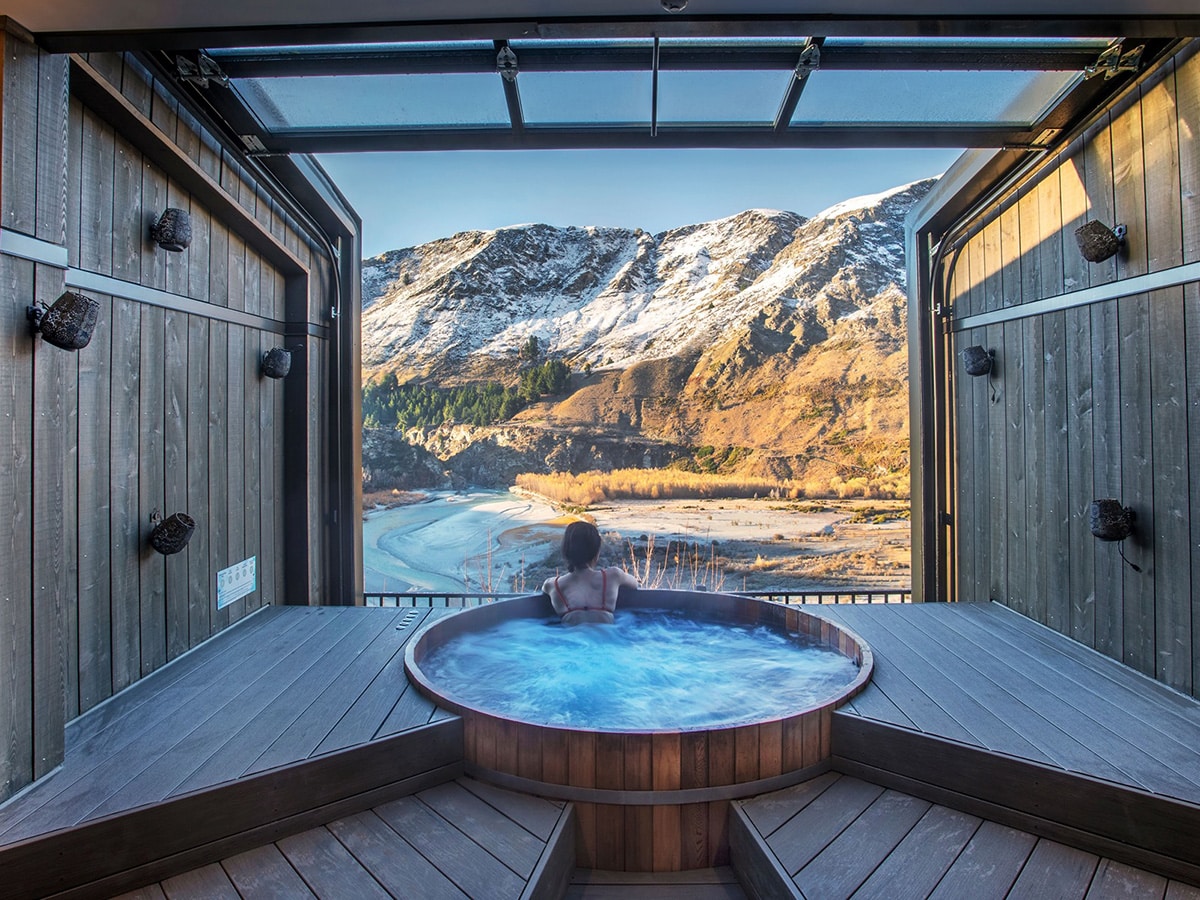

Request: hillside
left=361, top=179, right=932, bottom=497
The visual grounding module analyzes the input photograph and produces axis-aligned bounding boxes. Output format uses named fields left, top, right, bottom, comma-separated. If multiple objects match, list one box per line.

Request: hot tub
left=404, top=589, right=872, bottom=871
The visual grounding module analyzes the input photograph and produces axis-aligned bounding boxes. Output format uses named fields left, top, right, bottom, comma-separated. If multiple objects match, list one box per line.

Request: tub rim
left=403, top=588, right=874, bottom=736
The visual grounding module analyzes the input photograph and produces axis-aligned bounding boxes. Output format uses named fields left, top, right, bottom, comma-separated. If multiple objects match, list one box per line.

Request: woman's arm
left=543, top=576, right=567, bottom=616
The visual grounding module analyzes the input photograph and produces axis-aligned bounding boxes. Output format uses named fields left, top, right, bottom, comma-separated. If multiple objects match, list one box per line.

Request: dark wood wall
left=948, top=41, right=1200, bottom=698
left=0, top=23, right=350, bottom=801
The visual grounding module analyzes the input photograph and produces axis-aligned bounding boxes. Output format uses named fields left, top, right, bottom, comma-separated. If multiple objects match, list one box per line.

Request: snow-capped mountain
left=361, top=179, right=931, bottom=381
left=361, top=178, right=934, bottom=493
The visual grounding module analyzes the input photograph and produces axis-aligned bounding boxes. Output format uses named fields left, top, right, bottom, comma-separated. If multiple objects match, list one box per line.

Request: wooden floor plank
left=840, top=605, right=1088, bottom=771
left=930, top=604, right=1200, bottom=799
left=160, top=863, right=241, bottom=900
left=0, top=608, right=345, bottom=841
left=927, top=821, right=1036, bottom=900
left=838, top=683, right=917, bottom=729
left=850, top=805, right=982, bottom=900
left=767, top=776, right=884, bottom=876
left=1005, top=839, right=1099, bottom=900
left=221, top=844, right=316, bottom=899
left=871, top=605, right=1145, bottom=784
left=1166, top=882, right=1200, bottom=899
left=815, top=608, right=1001, bottom=747
left=966, top=604, right=1200, bottom=723
left=459, top=776, right=564, bottom=841
left=312, top=618, right=432, bottom=755
left=373, top=794, right=527, bottom=898
left=793, top=790, right=930, bottom=899
left=415, top=780, right=546, bottom=879
left=565, top=885, right=746, bottom=899
left=111, top=886, right=167, bottom=900
left=82, top=610, right=365, bottom=820
left=1084, top=859, right=1168, bottom=900
left=327, top=810, right=468, bottom=900
left=739, top=771, right=840, bottom=838
left=64, top=606, right=284, bottom=748
left=374, top=682, right=438, bottom=738
left=172, top=609, right=403, bottom=791
left=276, top=825, right=391, bottom=900
left=245, top=609, right=428, bottom=774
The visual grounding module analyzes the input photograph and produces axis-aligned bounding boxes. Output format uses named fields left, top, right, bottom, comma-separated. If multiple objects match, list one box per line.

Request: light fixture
left=26, top=290, right=100, bottom=351
left=1074, top=220, right=1126, bottom=263
left=149, top=510, right=195, bottom=555
left=151, top=208, right=192, bottom=252
left=960, top=345, right=993, bottom=377
left=261, top=346, right=294, bottom=379
left=661, top=0, right=687, bottom=10
left=1088, top=499, right=1141, bottom=571
left=960, top=345, right=997, bottom=402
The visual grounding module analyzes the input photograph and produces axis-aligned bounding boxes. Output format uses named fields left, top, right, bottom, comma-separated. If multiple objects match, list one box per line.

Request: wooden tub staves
left=405, top=589, right=872, bottom=871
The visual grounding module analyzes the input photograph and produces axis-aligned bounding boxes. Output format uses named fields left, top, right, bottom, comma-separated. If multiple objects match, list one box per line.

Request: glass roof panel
left=233, top=73, right=509, bottom=130
left=520, top=70, right=652, bottom=125
left=791, top=70, right=1079, bottom=125
left=657, top=70, right=791, bottom=124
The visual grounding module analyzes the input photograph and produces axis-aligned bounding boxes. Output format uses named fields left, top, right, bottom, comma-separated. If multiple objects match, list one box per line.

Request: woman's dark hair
left=562, top=521, right=602, bottom=572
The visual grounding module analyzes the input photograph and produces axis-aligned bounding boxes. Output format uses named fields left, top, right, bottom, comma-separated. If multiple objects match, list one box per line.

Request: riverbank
left=362, top=489, right=911, bottom=595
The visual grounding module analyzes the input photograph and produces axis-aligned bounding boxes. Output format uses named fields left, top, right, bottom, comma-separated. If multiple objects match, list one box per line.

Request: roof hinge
left=1084, top=40, right=1144, bottom=80
left=794, top=41, right=821, bottom=77
left=497, top=45, right=519, bottom=83
left=240, top=134, right=269, bottom=155
left=175, top=52, right=230, bottom=89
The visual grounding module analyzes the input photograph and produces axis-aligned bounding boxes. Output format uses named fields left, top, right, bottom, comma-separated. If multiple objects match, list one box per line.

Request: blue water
left=419, top=608, right=860, bottom=730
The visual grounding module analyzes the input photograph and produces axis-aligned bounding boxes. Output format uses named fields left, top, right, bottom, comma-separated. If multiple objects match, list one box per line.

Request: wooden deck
left=732, top=772, right=1200, bottom=900
left=112, top=778, right=575, bottom=900
left=815, top=602, right=1200, bottom=882
left=4, top=599, right=1200, bottom=897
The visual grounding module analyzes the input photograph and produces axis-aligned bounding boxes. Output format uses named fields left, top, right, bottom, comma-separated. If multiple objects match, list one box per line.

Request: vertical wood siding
left=0, top=38, right=339, bottom=800
left=949, top=44, right=1200, bottom=698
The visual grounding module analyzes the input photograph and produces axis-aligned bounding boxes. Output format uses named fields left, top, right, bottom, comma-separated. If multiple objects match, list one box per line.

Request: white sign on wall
left=217, top=557, right=257, bottom=609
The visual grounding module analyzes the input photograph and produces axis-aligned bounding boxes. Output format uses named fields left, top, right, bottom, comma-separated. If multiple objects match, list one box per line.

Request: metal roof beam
left=254, top=124, right=1040, bottom=153
left=212, top=43, right=1107, bottom=79
left=36, top=15, right=1200, bottom=53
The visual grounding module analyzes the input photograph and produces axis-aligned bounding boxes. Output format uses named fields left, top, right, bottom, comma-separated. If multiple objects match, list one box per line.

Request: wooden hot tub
left=404, top=589, right=872, bottom=871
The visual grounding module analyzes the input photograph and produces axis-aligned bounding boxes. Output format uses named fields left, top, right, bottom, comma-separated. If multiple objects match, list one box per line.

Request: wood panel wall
left=0, top=26, right=345, bottom=801
left=948, top=41, right=1200, bottom=698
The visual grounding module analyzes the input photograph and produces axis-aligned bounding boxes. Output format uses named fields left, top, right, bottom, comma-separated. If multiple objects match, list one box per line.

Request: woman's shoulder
left=603, top=566, right=639, bottom=586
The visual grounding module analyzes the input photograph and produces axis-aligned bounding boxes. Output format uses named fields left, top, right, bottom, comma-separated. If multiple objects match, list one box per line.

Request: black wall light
left=151, top=208, right=192, bottom=252
left=1089, top=498, right=1141, bottom=571
left=1074, top=220, right=1126, bottom=263
left=261, top=346, right=297, bottom=379
left=149, top=510, right=196, bottom=555
left=27, top=290, right=100, bottom=351
left=960, top=345, right=997, bottom=402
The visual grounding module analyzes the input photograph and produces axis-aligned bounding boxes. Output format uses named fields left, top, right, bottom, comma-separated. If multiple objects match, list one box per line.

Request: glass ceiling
left=197, top=34, right=1126, bottom=152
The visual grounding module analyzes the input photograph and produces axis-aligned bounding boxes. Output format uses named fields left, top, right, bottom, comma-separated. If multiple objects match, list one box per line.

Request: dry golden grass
left=515, top=467, right=905, bottom=506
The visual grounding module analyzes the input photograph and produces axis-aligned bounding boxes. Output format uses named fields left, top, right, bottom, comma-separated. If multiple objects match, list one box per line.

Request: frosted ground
left=362, top=489, right=911, bottom=595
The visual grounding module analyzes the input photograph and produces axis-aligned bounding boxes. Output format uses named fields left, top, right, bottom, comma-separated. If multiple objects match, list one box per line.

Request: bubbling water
left=419, top=607, right=860, bottom=730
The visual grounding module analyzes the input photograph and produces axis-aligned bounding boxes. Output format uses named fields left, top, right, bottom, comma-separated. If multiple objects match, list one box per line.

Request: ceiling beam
left=35, top=14, right=1200, bottom=53
left=251, top=124, right=1040, bottom=153
left=211, top=42, right=1108, bottom=79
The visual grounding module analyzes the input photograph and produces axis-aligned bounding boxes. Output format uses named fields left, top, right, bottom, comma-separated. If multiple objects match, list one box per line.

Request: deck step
left=111, top=778, right=576, bottom=900
left=1, top=719, right=465, bottom=900
left=566, top=866, right=747, bottom=899
left=832, top=714, right=1200, bottom=886
left=730, top=772, right=1200, bottom=900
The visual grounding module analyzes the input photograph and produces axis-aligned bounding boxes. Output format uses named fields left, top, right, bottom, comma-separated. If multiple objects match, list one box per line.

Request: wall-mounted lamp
left=151, top=208, right=192, bottom=252
left=149, top=510, right=195, bottom=555
left=261, top=346, right=295, bottom=379
left=1088, top=498, right=1141, bottom=572
left=960, top=345, right=997, bottom=402
left=1074, top=220, right=1126, bottom=263
left=27, top=291, right=100, bottom=351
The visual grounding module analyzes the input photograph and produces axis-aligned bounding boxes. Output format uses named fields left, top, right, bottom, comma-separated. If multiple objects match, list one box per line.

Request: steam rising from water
left=420, top=608, right=859, bottom=730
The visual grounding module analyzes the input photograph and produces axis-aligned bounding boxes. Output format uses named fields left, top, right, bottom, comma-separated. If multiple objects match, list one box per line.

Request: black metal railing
left=362, top=589, right=911, bottom=608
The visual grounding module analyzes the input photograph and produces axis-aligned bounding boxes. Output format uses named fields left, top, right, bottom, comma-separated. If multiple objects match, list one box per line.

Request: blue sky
left=320, top=146, right=963, bottom=258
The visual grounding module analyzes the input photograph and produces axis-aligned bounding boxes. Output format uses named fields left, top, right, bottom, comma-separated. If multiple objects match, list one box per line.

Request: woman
left=542, top=521, right=639, bottom=625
